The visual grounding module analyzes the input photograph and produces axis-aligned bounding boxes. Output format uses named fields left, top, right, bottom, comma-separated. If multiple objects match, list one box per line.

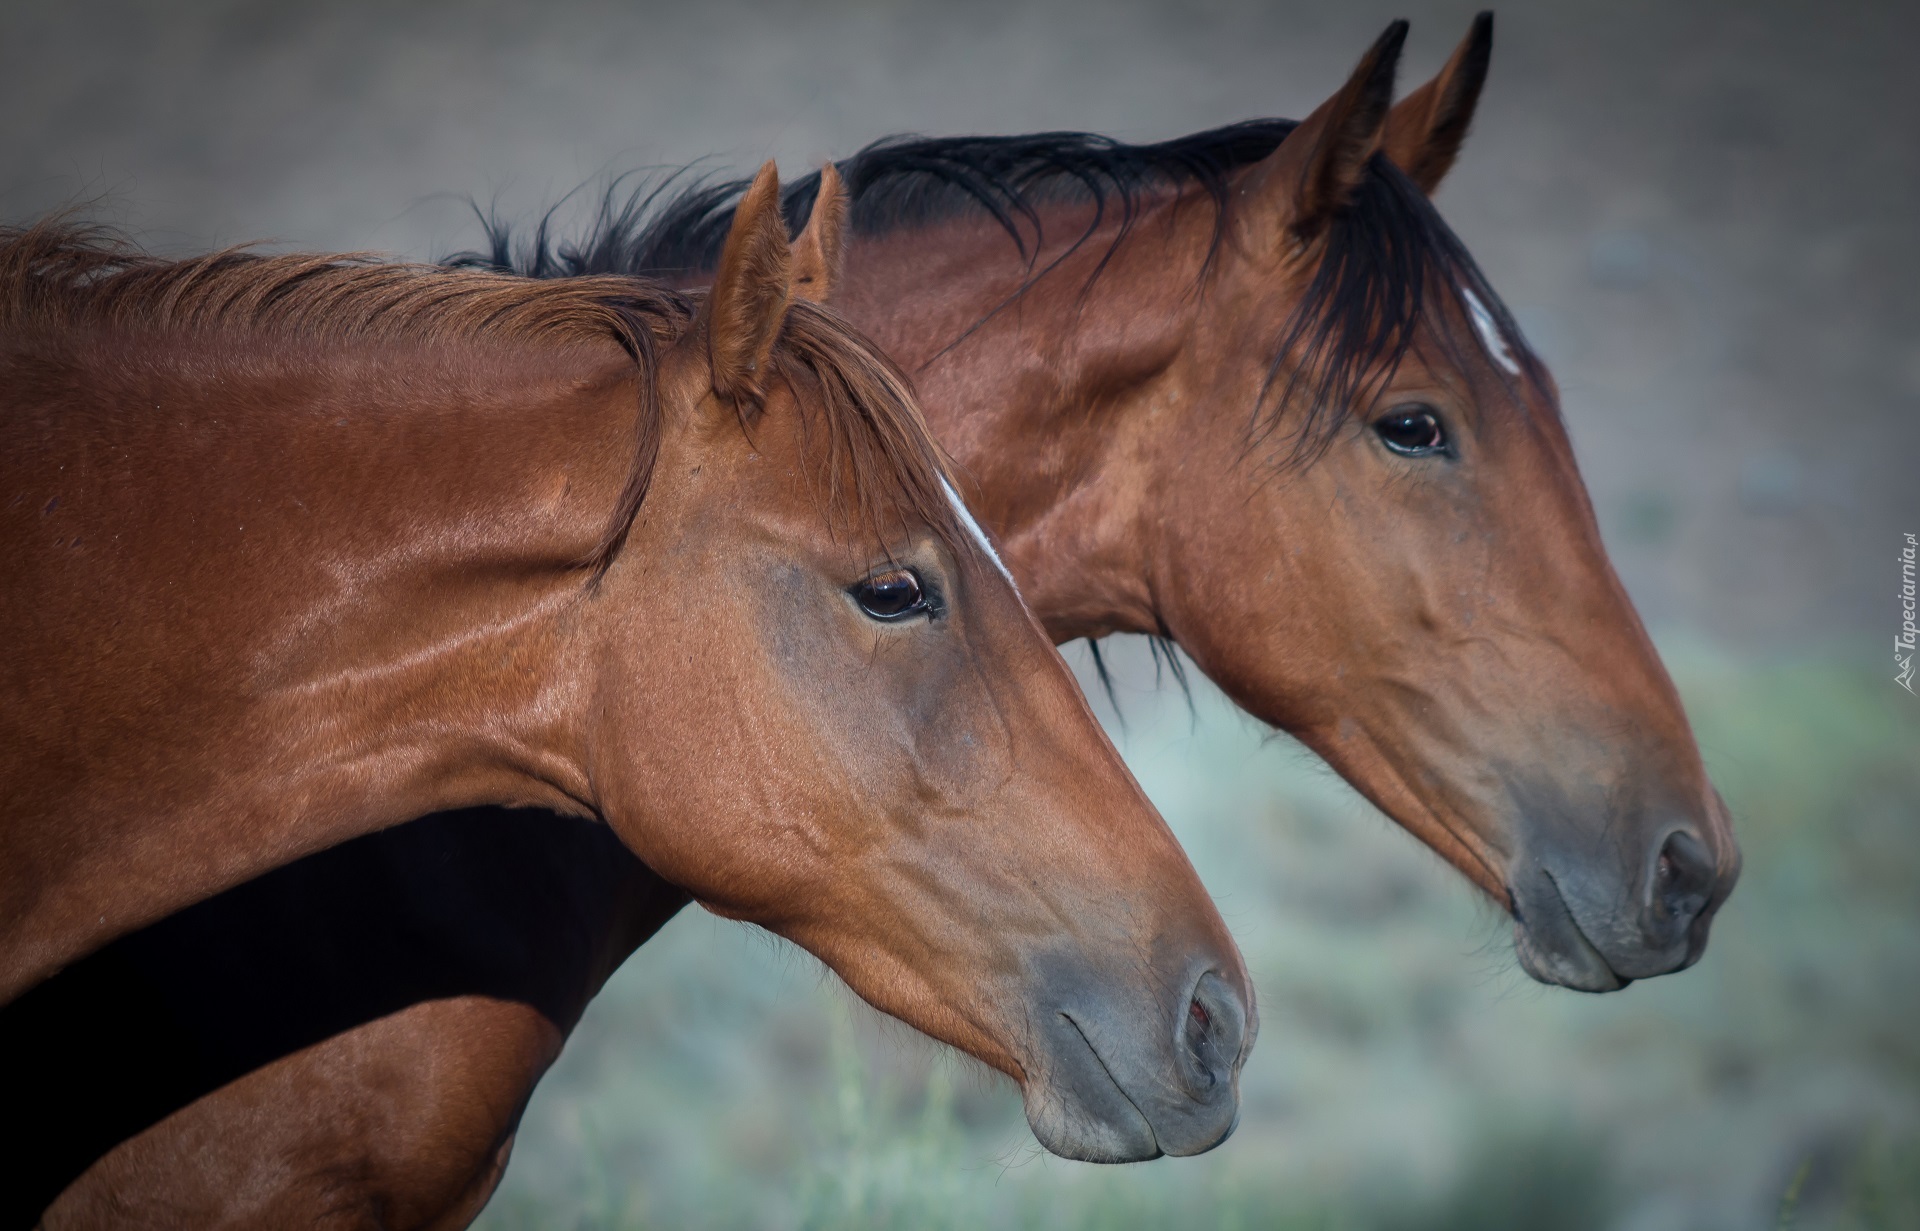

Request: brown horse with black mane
left=0, top=168, right=1255, bottom=1223
left=470, top=8, right=1740, bottom=1000
left=15, top=14, right=1740, bottom=1229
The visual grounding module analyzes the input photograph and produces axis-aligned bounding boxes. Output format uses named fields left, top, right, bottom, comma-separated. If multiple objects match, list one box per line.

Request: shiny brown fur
left=44, top=1000, right=558, bottom=1231
left=5, top=165, right=1255, bottom=1226
left=822, top=17, right=1739, bottom=987
left=36, top=16, right=1741, bottom=1228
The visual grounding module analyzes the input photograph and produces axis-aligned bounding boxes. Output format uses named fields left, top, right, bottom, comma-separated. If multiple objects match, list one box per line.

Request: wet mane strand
left=448, top=120, right=1549, bottom=464
left=0, top=220, right=965, bottom=574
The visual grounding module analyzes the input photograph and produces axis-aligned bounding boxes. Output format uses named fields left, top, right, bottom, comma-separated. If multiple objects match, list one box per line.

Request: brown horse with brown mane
left=0, top=168, right=1256, bottom=1224
left=16, top=14, right=1740, bottom=1230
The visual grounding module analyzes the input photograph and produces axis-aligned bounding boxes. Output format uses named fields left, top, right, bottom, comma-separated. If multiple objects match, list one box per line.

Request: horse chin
left=1020, top=1067, right=1164, bottom=1164
left=1017, top=1000, right=1245, bottom=1162
left=1511, top=890, right=1632, bottom=994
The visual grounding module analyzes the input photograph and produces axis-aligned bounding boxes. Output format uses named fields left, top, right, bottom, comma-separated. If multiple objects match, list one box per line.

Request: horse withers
left=0, top=165, right=1252, bottom=1225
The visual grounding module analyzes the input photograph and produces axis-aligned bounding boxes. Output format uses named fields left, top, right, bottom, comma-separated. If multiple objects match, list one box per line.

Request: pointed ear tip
left=1364, top=22, right=1409, bottom=92
left=737, top=164, right=787, bottom=230
left=748, top=160, right=781, bottom=195
left=818, top=163, right=847, bottom=205
left=1363, top=19, right=1409, bottom=70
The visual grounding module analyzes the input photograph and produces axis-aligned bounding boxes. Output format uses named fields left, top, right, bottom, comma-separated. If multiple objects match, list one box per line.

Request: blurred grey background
left=6, top=2, right=1915, bottom=1228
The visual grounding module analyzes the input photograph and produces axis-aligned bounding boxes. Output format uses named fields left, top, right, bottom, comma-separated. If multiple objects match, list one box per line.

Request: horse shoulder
left=41, top=996, right=561, bottom=1231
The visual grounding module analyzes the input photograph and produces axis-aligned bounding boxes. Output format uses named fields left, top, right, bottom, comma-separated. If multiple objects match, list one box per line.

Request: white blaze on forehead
left=1460, top=285, right=1522, bottom=376
left=939, top=474, right=1016, bottom=588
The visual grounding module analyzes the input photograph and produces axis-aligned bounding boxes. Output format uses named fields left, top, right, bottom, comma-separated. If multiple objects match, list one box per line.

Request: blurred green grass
left=476, top=639, right=1919, bottom=1231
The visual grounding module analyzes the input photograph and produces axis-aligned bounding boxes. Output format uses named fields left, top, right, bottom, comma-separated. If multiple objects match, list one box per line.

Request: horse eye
left=851, top=568, right=929, bottom=621
left=1373, top=406, right=1449, bottom=456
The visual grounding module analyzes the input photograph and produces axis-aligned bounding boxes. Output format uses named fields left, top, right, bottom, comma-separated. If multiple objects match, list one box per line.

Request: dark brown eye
left=851, top=568, right=928, bottom=621
left=1374, top=406, right=1449, bottom=456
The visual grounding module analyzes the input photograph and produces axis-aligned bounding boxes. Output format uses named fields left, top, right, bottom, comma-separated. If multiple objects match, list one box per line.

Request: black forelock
left=1254, top=150, right=1552, bottom=468
left=445, top=120, right=1548, bottom=464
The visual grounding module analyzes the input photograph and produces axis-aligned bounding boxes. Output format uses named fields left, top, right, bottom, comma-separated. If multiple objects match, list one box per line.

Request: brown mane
left=0, top=219, right=965, bottom=571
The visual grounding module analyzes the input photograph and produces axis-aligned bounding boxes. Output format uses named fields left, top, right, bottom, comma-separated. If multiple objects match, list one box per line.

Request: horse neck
left=1, top=331, right=626, bottom=999
left=835, top=199, right=1209, bottom=642
left=151, top=337, right=621, bottom=804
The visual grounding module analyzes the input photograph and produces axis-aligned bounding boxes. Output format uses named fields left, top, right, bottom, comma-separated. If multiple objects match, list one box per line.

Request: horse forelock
left=761, top=299, right=971, bottom=568
left=448, top=120, right=1552, bottom=472
left=0, top=220, right=969, bottom=578
left=1252, top=153, right=1556, bottom=471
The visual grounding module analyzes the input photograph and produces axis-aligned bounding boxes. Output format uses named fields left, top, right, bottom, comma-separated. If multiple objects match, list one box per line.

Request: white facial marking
left=1460, top=285, right=1522, bottom=376
left=940, top=475, right=1016, bottom=589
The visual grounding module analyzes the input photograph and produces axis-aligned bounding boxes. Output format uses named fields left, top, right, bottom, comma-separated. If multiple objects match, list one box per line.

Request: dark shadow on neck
left=0, top=807, right=685, bottom=1229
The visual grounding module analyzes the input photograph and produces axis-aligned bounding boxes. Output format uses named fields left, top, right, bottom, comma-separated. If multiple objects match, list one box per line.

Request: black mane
left=450, top=121, right=1302, bottom=280
left=447, top=121, right=1545, bottom=462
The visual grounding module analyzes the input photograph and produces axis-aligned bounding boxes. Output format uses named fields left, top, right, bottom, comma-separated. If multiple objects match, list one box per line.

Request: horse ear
left=1243, top=20, right=1406, bottom=242
left=703, top=161, right=792, bottom=404
left=1384, top=12, right=1493, bottom=195
left=790, top=162, right=848, bottom=304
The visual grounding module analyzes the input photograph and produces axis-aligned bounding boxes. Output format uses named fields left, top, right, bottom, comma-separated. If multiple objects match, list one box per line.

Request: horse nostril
left=1180, top=972, right=1247, bottom=1096
left=1182, top=997, right=1215, bottom=1087
left=1654, top=829, right=1715, bottom=929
